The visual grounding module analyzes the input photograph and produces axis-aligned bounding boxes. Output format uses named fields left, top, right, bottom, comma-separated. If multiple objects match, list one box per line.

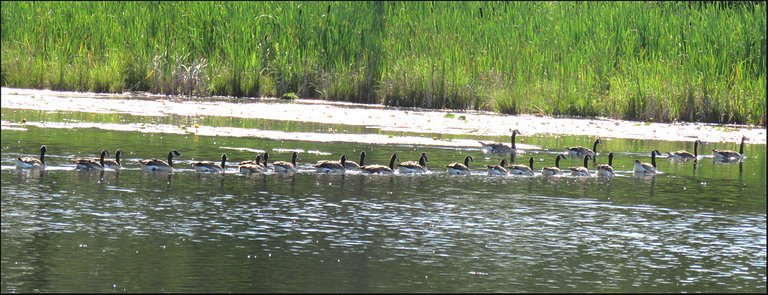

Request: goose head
left=168, top=150, right=182, bottom=167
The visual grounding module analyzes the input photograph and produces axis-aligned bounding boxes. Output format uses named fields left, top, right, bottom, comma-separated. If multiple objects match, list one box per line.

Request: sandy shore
left=2, top=87, right=764, bottom=145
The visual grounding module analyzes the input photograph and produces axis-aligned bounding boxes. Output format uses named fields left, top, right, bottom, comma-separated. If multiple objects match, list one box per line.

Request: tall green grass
left=1, top=1, right=765, bottom=126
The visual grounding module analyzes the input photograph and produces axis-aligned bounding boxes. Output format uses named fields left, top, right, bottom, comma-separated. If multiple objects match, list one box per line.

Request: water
left=1, top=107, right=765, bottom=292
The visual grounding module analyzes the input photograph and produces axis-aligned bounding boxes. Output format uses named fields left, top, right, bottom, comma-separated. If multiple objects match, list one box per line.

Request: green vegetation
left=1, top=1, right=765, bottom=125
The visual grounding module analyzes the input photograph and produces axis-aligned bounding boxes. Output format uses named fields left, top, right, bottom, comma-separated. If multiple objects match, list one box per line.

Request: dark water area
left=1, top=108, right=765, bottom=292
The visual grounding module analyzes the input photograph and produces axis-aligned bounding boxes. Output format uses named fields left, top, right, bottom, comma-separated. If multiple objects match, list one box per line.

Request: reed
left=1, top=1, right=764, bottom=125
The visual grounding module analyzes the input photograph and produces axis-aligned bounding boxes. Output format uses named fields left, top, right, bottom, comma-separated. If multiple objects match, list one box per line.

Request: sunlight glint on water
left=1, top=108, right=765, bottom=293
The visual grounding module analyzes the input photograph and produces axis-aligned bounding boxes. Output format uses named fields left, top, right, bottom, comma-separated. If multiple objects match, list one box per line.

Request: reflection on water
left=1, top=115, right=765, bottom=293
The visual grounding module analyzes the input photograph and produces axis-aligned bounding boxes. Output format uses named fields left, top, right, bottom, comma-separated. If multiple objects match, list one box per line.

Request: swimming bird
left=633, top=150, right=661, bottom=174
left=486, top=159, right=509, bottom=176
left=74, top=149, right=110, bottom=171
left=713, top=136, right=748, bottom=162
left=139, top=150, right=182, bottom=172
left=541, top=154, right=565, bottom=176
left=668, top=140, right=702, bottom=162
left=342, top=151, right=365, bottom=171
left=101, top=149, right=123, bottom=170
left=15, top=145, right=47, bottom=170
left=314, top=154, right=347, bottom=174
left=445, top=156, right=473, bottom=175
left=596, top=152, right=615, bottom=178
left=397, top=152, right=428, bottom=174
left=479, top=129, right=521, bottom=155
left=239, top=155, right=266, bottom=174
left=192, top=153, right=227, bottom=173
left=508, top=156, right=535, bottom=176
left=569, top=155, right=592, bottom=177
left=272, top=152, right=299, bottom=173
left=565, top=138, right=601, bottom=158
left=360, top=153, right=399, bottom=175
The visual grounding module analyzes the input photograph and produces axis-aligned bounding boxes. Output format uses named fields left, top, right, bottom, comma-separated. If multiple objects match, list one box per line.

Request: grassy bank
left=1, top=1, right=765, bottom=126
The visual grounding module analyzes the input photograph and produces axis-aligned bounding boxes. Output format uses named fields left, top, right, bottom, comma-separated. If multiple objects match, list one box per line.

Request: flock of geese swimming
left=14, top=130, right=749, bottom=177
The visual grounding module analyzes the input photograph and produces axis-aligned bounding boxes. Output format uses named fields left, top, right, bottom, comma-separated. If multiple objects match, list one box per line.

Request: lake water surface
left=1, top=99, right=765, bottom=292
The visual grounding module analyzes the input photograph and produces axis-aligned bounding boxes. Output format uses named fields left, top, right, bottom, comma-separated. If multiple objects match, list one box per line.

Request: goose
left=139, top=150, right=182, bottom=172
left=569, top=155, right=592, bottom=177
left=397, top=152, right=428, bottom=174
left=541, top=154, right=565, bottom=176
left=314, top=155, right=347, bottom=174
left=15, top=145, right=48, bottom=170
left=633, top=150, right=661, bottom=174
left=445, top=156, right=473, bottom=175
left=668, top=140, right=702, bottom=161
left=360, top=153, right=398, bottom=175
left=486, top=159, right=509, bottom=176
left=74, top=149, right=109, bottom=171
left=596, top=152, right=615, bottom=177
left=479, top=129, right=521, bottom=155
left=566, top=138, right=601, bottom=158
left=192, top=153, right=227, bottom=173
left=713, top=136, right=748, bottom=162
left=342, top=151, right=365, bottom=171
left=508, top=156, right=535, bottom=176
left=272, top=152, right=299, bottom=173
left=101, top=149, right=123, bottom=170
left=239, top=155, right=266, bottom=174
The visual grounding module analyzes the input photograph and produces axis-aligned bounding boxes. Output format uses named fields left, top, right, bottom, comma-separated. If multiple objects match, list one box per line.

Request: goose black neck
left=651, top=152, right=657, bottom=168
left=40, top=148, right=46, bottom=165
left=359, top=152, right=366, bottom=166
left=389, top=154, right=398, bottom=170
left=263, top=153, right=270, bottom=166
left=608, top=153, right=614, bottom=166
left=593, top=140, right=600, bottom=154
left=528, top=157, right=534, bottom=169
left=221, top=155, right=227, bottom=170
left=583, top=156, right=590, bottom=169
left=511, top=133, right=517, bottom=149
left=291, top=153, right=297, bottom=166
left=555, top=155, right=561, bottom=168
left=739, top=137, right=745, bottom=155
left=167, top=151, right=174, bottom=167
left=694, top=141, right=699, bottom=157
left=116, top=150, right=122, bottom=164
left=100, top=151, right=107, bottom=166
left=464, top=156, right=472, bottom=167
